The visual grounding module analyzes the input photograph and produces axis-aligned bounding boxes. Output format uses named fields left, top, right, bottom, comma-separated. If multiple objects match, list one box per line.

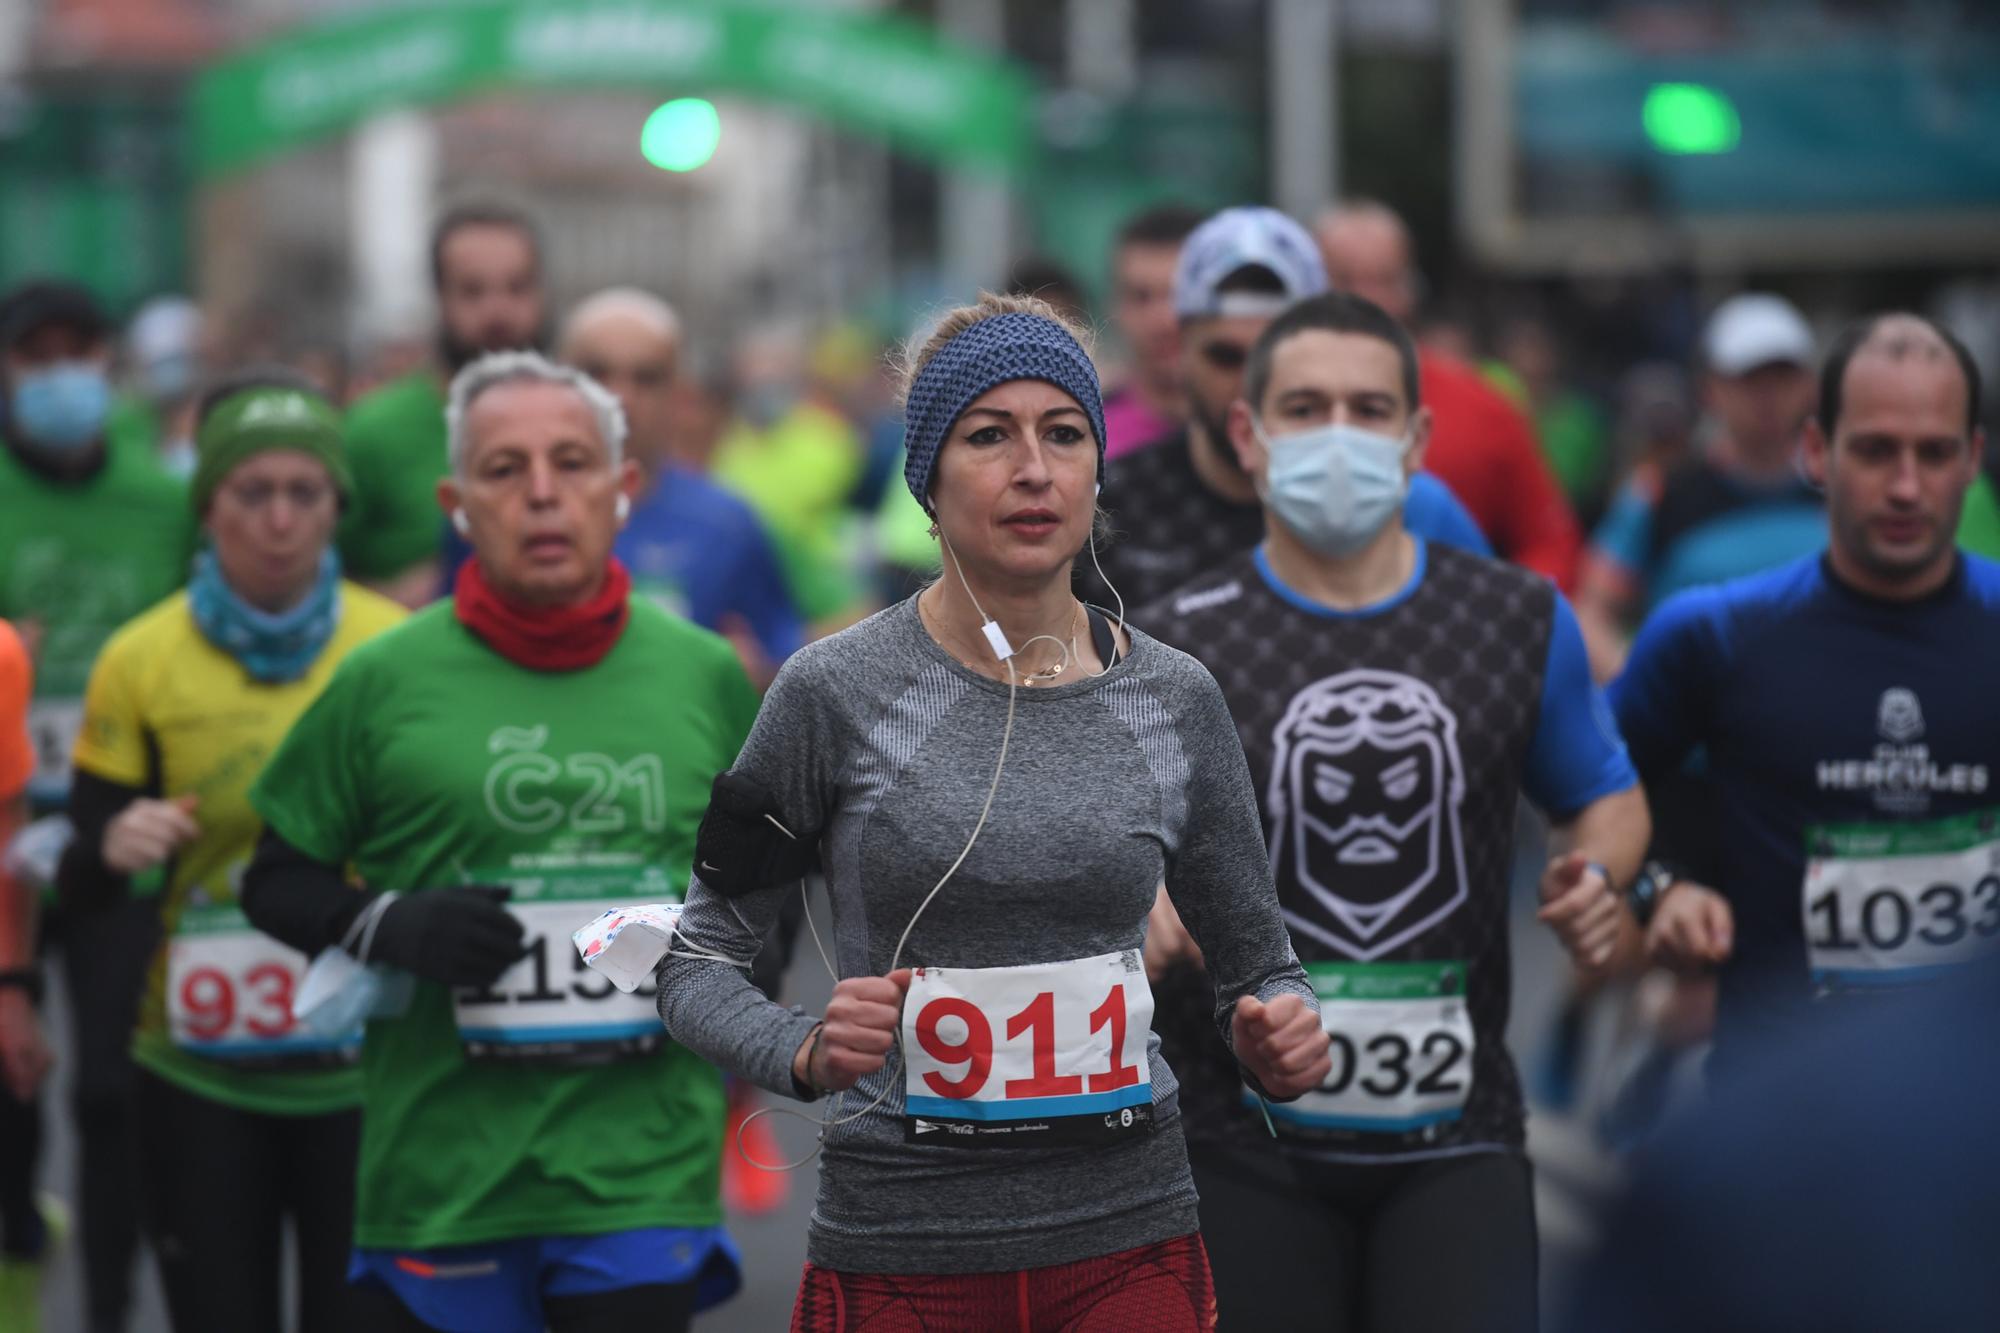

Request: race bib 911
left=453, top=861, right=678, bottom=1064
left=1803, top=811, right=2000, bottom=992
left=167, top=904, right=359, bottom=1066
left=901, top=950, right=1154, bottom=1148
left=1264, top=960, right=1474, bottom=1136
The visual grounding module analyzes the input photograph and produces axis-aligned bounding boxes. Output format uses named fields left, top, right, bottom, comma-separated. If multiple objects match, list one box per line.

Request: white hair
left=445, top=350, right=628, bottom=475
left=559, top=286, right=683, bottom=351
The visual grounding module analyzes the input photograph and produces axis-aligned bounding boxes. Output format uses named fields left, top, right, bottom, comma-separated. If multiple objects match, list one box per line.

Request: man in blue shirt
left=1144, top=292, right=1648, bottom=1332
left=443, top=288, right=805, bottom=682
left=1614, top=312, right=1999, bottom=1077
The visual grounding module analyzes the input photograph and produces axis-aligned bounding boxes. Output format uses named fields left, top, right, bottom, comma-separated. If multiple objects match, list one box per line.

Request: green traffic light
left=1643, top=83, right=1740, bottom=155
left=641, top=98, right=721, bottom=172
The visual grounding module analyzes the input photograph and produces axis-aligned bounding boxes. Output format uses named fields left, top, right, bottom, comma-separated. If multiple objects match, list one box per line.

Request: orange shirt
left=0, top=618, right=30, bottom=802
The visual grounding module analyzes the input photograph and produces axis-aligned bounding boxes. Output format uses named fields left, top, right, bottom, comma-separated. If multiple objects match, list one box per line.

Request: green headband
left=191, top=385, right=350, bottom=514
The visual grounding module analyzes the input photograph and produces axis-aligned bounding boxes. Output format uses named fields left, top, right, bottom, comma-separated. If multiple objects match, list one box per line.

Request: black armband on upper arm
left=693, top=769, right=819, bottom=898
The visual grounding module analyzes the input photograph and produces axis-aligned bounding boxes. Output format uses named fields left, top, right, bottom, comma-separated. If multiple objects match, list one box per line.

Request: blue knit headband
left=902, top=312, right=1106, bottom=514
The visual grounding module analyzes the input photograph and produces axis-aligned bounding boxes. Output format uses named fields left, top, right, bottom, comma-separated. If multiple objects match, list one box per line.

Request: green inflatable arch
left=193, top=0, right=1034, bottom=180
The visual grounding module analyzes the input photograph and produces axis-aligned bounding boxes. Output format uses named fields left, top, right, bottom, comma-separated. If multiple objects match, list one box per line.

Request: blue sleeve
left=1404, top=473, right=1493, bottom=557
left=1608, top=584, right=1729, bottom=782
left=1589, top=477, right=1656, bottom=580
left=732, top=518, right=806, bottom=663
left=1523, top=593, right=1640, bottom=818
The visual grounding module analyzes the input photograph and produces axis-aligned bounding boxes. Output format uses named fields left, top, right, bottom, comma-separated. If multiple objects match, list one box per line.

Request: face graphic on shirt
left=1268, top=670, right=1470, bottom=960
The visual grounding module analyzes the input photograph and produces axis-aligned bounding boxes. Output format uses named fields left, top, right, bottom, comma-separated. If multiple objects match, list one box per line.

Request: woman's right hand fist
left=798, top=969, right=912, bottom=1093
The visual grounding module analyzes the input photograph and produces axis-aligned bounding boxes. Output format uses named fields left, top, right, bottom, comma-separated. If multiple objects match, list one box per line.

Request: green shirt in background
left=250, top=598, right=758, bottom=1250
left=712, top=401, right=866, bottom=622
left=1483, top=361, right=1611, bottom=514
left=1958, top=472, right=2000, bottom=562
left=339, top=371, right=448, bottom=582
left=0, top=419, right=192, bottom=808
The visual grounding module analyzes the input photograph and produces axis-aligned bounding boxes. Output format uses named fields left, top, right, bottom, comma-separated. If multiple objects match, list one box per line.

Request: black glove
left=363, top=886, right=527, bottom=988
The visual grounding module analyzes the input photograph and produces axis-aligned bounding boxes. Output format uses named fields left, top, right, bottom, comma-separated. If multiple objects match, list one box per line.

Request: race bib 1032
left=901, top=949, right=1154, bottom=1148
left=1264, top=960, right=1474, bottom=1136
left=1803, top=810, right=2000, bottom=992
left=453, top=860, right=679, bottom=1064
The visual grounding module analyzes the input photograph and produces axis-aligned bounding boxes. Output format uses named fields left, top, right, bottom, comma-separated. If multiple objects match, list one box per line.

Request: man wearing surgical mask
left=0, top=279, right=193, bottom=1333
left=1082, top=206, right=1491, bottom=614
left=1142, top=293, right=1651, bottom=1332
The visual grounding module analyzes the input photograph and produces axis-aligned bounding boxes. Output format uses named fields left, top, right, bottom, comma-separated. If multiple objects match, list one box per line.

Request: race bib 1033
left=1803, top=810, right=2000, bottom=992
left=902, top=949, right=1154, bottom=1148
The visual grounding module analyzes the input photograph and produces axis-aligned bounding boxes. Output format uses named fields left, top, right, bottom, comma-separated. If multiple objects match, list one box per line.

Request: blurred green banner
left=193, top=0, right=1033, bottom=177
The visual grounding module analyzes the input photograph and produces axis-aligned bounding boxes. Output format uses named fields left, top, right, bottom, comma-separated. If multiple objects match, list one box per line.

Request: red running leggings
left=791, top=1234, right=1215, bottom=1332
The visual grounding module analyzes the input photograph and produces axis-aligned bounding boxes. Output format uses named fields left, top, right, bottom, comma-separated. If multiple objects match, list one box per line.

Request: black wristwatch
left=1628, top=861, right=1679, bottom=928
left=0, top=966, right=44, bottom=1004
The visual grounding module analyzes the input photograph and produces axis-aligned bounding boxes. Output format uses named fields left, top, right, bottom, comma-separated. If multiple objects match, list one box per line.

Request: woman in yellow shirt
left=64, top=371, right=403, bottom=1333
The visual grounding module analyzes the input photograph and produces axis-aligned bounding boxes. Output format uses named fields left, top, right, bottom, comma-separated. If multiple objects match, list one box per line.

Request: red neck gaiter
left=453, top=557, right=632, bottom=672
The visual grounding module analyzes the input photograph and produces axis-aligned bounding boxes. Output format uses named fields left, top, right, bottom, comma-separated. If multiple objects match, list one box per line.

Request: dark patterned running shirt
left=1141, top=539, right=1636, bottom=1160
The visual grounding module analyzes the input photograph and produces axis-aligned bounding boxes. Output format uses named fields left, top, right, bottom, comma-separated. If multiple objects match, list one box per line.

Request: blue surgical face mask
left=1256, top=418, right=1410, bottom=556
left=11, top=361, right=111, bottom=449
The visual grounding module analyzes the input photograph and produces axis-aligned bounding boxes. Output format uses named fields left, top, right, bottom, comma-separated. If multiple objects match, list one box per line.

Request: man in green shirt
left=0, top=279, right=191, bottom=1333
left=339, top=204, right=548, bottom=608
left=245, top=351, right=754, bottom=1332
left=1958, top=469, right=2000, bottom=560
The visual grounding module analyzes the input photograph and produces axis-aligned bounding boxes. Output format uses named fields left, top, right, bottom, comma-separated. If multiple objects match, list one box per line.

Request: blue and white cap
left=1172, top=206, right=1328, bottom=320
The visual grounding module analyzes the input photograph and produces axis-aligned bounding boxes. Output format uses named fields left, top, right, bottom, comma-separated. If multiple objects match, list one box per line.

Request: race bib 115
left=901, top=950, right=1154, bottom=1148
left=453, top=861, right=678, bottom=1064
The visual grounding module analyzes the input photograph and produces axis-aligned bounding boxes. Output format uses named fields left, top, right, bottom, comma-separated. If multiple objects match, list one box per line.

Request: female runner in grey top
left=657, top=296, right=1317, bottom=1284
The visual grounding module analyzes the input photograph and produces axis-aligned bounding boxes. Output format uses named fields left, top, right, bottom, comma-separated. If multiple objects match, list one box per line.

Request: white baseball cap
left=1703, top=293, right=1814, bottom=376
left=1172, top=207, right=1328, bottom=320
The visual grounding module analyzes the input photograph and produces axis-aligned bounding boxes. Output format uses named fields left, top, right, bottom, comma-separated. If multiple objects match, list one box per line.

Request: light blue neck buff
left=188, top=548, right=342, bottom=683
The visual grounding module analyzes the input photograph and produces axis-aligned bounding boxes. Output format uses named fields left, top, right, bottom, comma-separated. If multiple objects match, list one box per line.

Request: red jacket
left=1419, top=352, right=1581, bottom=587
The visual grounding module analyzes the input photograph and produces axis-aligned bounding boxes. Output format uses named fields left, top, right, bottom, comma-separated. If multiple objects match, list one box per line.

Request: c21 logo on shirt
left=481, top=725, right=668, bottom=835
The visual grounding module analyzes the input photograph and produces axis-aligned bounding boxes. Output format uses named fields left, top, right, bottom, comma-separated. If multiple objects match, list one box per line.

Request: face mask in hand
left=294, top=893, right=413, bottom=1038
left=11, top=361, right=111, bottom=450
left=1255, top=419, right=1410, bottom=557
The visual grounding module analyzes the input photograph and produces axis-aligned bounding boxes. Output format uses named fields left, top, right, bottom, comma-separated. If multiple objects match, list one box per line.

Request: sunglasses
left=1198, top=342, right=1249, bottom=372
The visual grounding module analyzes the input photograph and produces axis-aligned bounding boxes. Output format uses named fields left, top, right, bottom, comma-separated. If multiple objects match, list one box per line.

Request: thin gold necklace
left=921, top=596, right=1079, bottom=685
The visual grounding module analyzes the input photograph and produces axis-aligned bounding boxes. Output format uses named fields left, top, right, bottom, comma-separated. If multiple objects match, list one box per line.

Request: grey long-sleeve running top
left=657, top=595, right=1311, bottom=1274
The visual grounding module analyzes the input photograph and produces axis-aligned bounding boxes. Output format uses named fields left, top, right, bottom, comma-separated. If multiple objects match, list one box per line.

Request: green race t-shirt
left=1958, top=472, right=2000, bottom=562
left=338, top=371, right=448, bottom=582
left=0, top=422, right=193, bottom=807
left=250, top=598, right=758, bottom=1249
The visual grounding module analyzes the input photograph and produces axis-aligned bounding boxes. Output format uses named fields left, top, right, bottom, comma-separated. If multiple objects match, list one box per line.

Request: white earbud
left=451, top=508, right=470, bottom=537
left=616, top=493, right=630, bottom=523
